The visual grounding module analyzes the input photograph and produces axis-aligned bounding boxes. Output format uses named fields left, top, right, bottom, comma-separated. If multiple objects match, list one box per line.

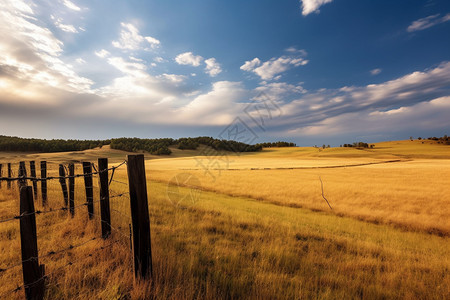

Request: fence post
left=19, top=161, right=27, bottom=189
left=98, top=158, right=111, bottom=238
left=68, top=163, right=75, bottom=217
left=20, top=186, right=45, bottom=300
left=7, top=163, right=12, bottom=189
left=82, top=162, right=94, bottom=219
left=127, top=154, right=152, bottom=279
left=40, top=162, right=47, bottom=207
left=30, top=161, right=38, bottom=201
left=59, top=164, right=68, bottom=207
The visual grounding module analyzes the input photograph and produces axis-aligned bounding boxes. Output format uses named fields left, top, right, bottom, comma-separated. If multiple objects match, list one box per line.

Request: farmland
left=0, top=139, right=449, bottom=299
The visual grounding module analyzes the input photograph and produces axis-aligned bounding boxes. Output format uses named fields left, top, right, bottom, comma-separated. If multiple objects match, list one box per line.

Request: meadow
left=0, top=139, right=449, bottom=299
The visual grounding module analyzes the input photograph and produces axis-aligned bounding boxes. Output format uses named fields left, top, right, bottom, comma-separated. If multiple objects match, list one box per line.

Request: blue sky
left=0, top=0, right=449, bottom=146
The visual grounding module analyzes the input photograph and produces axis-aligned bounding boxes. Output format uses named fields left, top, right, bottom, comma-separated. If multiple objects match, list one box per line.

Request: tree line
left=341, top=142, right=375, bottom=148
left=0, top=135, right=275, bottom=155
left=255, top=141, right=297, bottom=148
left=0, top=135, right=108, bottom=152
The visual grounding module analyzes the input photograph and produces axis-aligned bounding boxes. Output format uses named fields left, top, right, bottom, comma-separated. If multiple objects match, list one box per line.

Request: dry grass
left=0, top=141, right=449, bottom=299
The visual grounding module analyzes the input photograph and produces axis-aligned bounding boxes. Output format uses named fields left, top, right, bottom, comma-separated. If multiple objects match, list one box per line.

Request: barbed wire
left=0, top=160, right=127, bottom=182
left=0, top=199, right=102, bottom=224
left=110, top=208, right=131, bottom=220
left=0, top=238, right=123, bottom=298
left=0, top=237, right=97, bottom=274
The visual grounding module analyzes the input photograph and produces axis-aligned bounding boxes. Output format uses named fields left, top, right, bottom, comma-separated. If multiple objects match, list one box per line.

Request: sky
left=0, top=0, right=450, bottom=146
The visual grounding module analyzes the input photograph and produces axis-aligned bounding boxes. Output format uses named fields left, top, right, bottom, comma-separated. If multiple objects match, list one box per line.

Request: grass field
left=0, top=140, right=449, bottom=299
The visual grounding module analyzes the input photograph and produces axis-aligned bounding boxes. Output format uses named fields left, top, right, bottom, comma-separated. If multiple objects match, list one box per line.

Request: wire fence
left=0, top=158, right=134, bottom=299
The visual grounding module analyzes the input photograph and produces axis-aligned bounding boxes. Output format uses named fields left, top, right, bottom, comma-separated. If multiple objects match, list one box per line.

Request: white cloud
left=256, top=82, right=307, bottom=99
left=300, top=0, right=334, bottom=16
left=158, top=73, right=187, bottom=83
left=370, top=68, right=382, bottom=75
left=241, top=55, right=308, bottom=80
left=293, top=96, right=450, bottom=137
left=75, top=58, right=85, bottom=64
left=276, top=62, right=450, bottom=135
left=154, top=56, right=164, bottom=63
left=107, top=56, right=148, bottom=78
left=180, top=81, right=246, bottom=125
left=204, top=58, right=222, bottom=77
left=175, top=52, right=203, bottom=67
left=55, top=21, right=78, bottom=33
left=407, top=13, right=450, bottom=32
left=0, top=0, right=93, bottom=96
left=62, top=0, right=81, bottom=11
left=95, top=49, right=110, bottom=58
left=240, top=58, right=261, bottom=71
left=112, top=23, right=160, bottom=51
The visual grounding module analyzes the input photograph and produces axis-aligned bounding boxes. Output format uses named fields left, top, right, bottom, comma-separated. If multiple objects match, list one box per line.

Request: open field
left=0, top=140, right=449, bottom=299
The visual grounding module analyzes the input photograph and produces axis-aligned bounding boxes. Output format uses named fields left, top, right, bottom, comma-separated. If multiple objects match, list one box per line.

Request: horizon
left=1, top=0, right=449, bottom=146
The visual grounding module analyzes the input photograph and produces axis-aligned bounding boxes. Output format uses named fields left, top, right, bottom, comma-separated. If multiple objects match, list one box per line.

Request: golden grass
left=0, top=141, right=449, bottom=299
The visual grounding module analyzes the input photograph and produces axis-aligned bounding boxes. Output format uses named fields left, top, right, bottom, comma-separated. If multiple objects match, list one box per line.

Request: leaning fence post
left=40, top=162, right=47, bottom=207
left=20, top=186, right=45, bottom=300
left=19, top=161, right=27, bottom=189
left=98, top=158, right=111, bottom=238
left=59, top=164, right=68, bottom=207
left=127, top=154, right=153, bottom=279
left=68, top=163, right=75, bottom=217
left=83, top=162, right=94, bottom=219
left=7, top=163, right=12, bottom=189
left=30, top=161, right=38, bottom=201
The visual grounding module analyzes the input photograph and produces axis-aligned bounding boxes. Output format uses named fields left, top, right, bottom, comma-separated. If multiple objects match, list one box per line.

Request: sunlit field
left=0, top=140, right=449, bottom=299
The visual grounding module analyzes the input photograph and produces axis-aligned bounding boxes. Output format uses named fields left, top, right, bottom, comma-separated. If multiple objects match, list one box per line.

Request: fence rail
left=0, top=155, right=152, bottom=300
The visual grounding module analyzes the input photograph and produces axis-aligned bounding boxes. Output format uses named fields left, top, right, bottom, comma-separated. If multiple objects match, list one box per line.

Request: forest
left=0, top=135, right=296, bottom=155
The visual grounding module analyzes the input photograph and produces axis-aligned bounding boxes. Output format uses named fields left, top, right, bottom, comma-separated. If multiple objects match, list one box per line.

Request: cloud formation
left=407, top=13, right=450, bottom=32
left=112, top=23, right=160, bottom=50
left=300, top=0, right=334, bottom=16
left=370, top=68, right=382, bottom=75
left=204, top=58, right=222, bottom=77
left=241, top=53, right=308, bottom=80
left=62, top=0, right=81, bottom=11
left=175, top=52, right=204, bottom=67
left=276, top=62, right=450, bottom=135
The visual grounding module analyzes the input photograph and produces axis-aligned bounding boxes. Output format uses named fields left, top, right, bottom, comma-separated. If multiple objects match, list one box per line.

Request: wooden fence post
left=19, top=161, right=27, bottom=189
left=7, top=163, right=12, bottom=189
left=82, top=162, right=94, bottom=219
left=30, top=161, right=38, bottom=201
left=68, top=163, right=75, bottom=217
left=98, top=158, right=111, bottom=238
left=40, top=162, right=47, bottom=207
left=59, top=164, right=68, bottom=207
left=127, top=154, right=152, bottom=279
left=20, top=186, right=45, bottom=300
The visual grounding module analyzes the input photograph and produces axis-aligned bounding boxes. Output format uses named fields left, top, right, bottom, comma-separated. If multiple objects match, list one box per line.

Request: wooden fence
left=0, top=154, right=152, bottom=300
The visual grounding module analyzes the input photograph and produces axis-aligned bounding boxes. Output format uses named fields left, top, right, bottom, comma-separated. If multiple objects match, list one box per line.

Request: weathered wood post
left=58, top=164, right=68, bottom=207
left=98, top=158, right=111, bottom=238
left=82, top=162, right=94, bottom=219
left=7, top=163, right=12, bottom=189
left=127, top=154, right=152, bottom=279
left=40, top=162, right=47, bottom=207
left=68, top=163, right=75, bottom=217
left=30, top=161, right=38, bottom=201
left=20, top=186, right=45, bottom=300
left=19, top=161, right=27, bottom=189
